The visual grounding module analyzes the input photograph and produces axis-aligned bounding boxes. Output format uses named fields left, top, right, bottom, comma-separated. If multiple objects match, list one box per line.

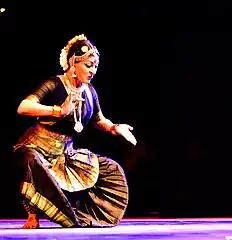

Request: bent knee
left=15, top=147, right=39, bottom=165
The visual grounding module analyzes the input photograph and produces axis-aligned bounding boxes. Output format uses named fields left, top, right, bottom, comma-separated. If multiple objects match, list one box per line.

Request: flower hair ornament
left=59, top=34, right=99, bottom=71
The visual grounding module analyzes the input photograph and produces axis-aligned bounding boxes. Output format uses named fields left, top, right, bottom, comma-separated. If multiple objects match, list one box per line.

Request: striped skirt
left=13, top=124, right=129, bottom=227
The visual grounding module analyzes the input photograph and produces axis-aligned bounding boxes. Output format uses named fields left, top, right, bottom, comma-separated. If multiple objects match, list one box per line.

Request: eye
left=85, top=63, right=92, bottom=68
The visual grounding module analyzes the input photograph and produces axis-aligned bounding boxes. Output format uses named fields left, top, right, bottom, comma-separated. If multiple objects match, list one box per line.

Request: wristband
left=52, top=105, right=62, bottom=117
left=111, top=124, right=120, bottom=135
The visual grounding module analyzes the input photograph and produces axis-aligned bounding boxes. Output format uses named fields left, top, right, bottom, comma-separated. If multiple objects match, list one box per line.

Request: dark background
left=0, top=0, right=232, bottom=219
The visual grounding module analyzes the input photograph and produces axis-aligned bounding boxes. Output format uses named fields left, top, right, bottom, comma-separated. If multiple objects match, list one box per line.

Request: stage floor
left=0, top=218, right=232, bottom=239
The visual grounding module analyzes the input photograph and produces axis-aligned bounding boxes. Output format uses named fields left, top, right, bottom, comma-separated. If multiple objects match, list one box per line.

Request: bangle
left=52, top=105, right=62, bottom=117
left=111, top=124, right=120, bottom=135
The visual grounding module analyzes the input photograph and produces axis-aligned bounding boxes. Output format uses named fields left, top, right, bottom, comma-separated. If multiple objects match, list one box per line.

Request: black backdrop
left=1, top=0, right=232, bottom=219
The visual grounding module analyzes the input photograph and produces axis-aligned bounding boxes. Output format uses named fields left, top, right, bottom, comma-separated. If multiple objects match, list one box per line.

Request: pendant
left=74, top=121, right=83, bottom=133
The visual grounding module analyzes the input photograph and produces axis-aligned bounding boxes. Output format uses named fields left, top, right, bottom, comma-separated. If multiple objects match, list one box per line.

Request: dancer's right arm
left=17, top=95, right=55, bottom=116
left=17, top=93, right=76, bottom=118
left=17, top=79, right=76, bottom=117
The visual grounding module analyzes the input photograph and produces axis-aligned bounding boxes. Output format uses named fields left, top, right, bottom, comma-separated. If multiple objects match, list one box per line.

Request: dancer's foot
left=22, top=213, right=39, bottom=229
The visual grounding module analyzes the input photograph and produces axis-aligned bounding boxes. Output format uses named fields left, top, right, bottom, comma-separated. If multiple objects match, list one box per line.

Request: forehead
left=82, top=55, right=99, bottom=64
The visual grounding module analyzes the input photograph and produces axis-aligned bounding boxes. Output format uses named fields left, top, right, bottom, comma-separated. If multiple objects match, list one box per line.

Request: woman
left=13, top=34, right=137, bottom=229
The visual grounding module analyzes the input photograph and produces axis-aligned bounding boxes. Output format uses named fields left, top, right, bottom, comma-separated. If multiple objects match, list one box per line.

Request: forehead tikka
left=74, top=48, right=99, bottom=62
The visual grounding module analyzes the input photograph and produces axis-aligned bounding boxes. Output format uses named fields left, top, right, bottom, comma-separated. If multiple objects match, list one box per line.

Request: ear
left=70, top=66, right=77, bottom=77
left=68, top=56, right=75, bottom=67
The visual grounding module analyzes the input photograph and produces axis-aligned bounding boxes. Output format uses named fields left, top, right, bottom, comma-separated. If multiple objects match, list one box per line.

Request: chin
left=81, top=80, right=89, bottom=84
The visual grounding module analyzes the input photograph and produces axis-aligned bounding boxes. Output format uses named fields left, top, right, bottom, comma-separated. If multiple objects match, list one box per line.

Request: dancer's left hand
left=114, top=124, right=137, bottom=146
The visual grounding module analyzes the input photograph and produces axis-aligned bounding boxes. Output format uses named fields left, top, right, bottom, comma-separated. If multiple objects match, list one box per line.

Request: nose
left=90, top=67, right=97, bottom=75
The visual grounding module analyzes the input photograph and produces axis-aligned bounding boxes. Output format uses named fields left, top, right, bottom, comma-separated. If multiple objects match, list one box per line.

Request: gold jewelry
left=59, top=34, right=100, bottom=71
left=60, top=75, right=86, bottom=133
left=111, top=124, right=120, bottom=135
left=52, top=105, right=62, bottom=117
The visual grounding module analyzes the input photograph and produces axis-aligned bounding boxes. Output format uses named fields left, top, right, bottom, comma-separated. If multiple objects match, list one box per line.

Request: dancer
left=13, top=34, right=137, bottom=228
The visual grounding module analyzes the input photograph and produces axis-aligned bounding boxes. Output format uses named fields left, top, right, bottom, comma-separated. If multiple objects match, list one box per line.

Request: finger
left=131, top=139, right=137, bottom=146
left=124, top=133, right=137, bottom=145
left=128, top=136, right=137, bottom=146
left=70, top=92, right=76, bottom=100
left=131, top=135, right=137, bottom=145
left=67, top=93, right=73, bottom=101
left=70, top=93, right=78, bottom=103
left=125, top=124, right=133, bottom=130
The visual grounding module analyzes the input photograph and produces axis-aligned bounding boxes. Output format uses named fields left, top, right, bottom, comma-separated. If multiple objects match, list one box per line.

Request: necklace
left=60, top=75, right=86, bottom=133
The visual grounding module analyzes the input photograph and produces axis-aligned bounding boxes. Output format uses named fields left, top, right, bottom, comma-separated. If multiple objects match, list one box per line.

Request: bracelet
left=111, top=124, right=120, bottom=135
left=52, top=105, right=62, bottom=117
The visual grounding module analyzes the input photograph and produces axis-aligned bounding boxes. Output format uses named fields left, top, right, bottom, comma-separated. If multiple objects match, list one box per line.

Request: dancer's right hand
left=60, top=92, right=77, bottom=116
